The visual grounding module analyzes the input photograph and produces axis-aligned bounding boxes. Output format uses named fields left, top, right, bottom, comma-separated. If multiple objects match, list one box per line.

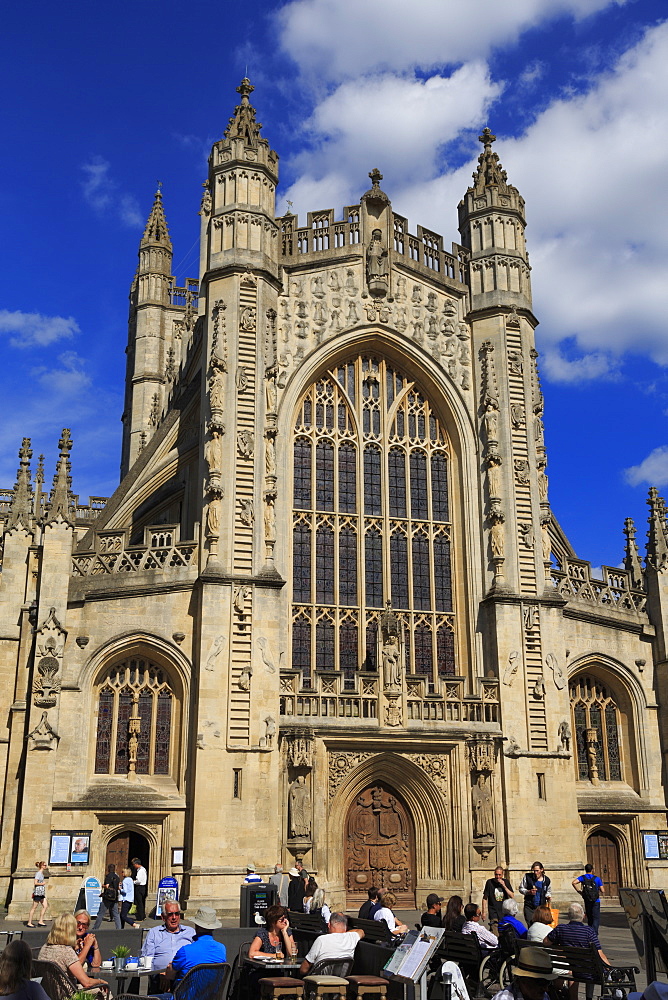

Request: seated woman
left=303, top=877, right=318, bottom=913
left=373, top=891, right=408, bottom=936
left=38, top=912, right=109, bottom=999
left=308, top=888, right=331, bottom=928
left=497, top=898, right=527, bottom=938
left=0, top=939, right=50, bottom=1000
left=248, top=905, right=298, bottom=959
left=443, top=895, right=466, bottom=932
left=527, top=904, right=554, bottom=942
left=74, top=910, right=101, bottom=968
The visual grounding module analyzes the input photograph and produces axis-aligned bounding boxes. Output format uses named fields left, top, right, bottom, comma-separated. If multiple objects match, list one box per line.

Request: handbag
left=102, top=883, right=118, bottom=902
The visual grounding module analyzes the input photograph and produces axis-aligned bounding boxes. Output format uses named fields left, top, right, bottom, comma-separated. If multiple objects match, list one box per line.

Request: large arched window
left=291, top=356, right=455, bottom=690
left=570, top=675, right=623, bottom=782
left=94, top=658, right=174, bottom=776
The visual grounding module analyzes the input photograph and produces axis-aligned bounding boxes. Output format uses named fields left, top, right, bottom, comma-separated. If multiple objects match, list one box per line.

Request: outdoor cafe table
left=91, top=964, right=168, bottom=995
left=246, top=957, right=303, bottom=978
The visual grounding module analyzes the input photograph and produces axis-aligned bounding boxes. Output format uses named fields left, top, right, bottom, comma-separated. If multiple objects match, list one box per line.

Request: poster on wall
left=644, top=833, right=660, bottom=859
left=658, top=833, right=668, bottom=860
left=84, top=877, right=101, bottom=917
left=156, top=876, right=179, bottom=918
left=49, top=832, right=71, bottom=865
left=70, top=833, right=91, bottom=864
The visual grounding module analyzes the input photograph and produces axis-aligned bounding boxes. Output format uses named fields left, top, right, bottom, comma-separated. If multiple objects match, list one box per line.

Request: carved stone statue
left=472, top=773, right=494, bottom=838
left=366, top=229, right=387, bottom=287
left=484, top=402, right=499, bottom=442
left=558, top=720, right=571, bottom=751
left=205, top=427, right=223, bottom=474
left=265, top=367, right=278, bottom=414
left=289, top=775, right=311, bottom=838
left=382, top=638, right=401, bottom=691
left=209, top=372, right=225, bottom=412
left=238, top=664, right=252, bottom=691
left=265, top=433, right=276, bottom=477
left=487, top=453, right=502, bottom=499
left=240, top=306, right=256, bottom=331
left=206, top=498, right=221, bottom=537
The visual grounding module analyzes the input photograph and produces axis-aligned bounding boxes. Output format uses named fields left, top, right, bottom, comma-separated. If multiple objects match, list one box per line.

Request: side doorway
left=587, top=830, right=620, bottom=900
left=105, top=831, right=150, bottom=882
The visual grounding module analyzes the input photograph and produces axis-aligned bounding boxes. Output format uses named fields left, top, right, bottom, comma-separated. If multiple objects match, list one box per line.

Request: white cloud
left=33, top=351, right=92, bottom=397
left=0, top=309, right=79, bottom=348
left=625, top=446, right=668, bottom=487
left=277, top=0, right=626, bottom=82
left=81, top=156, right=142, bottom=228
left=541, top=346, right=617, bottom=383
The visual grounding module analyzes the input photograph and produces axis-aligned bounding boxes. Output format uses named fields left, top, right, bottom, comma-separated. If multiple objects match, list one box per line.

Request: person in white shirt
left=299, top=913, right=364, bottom=975
left=462, top=903, right=498, bottom=948
left=526, top=904, right=554, bottom=943
left=132, top=857, right=148, bottom=921
left=373, top=891, right=408, bottom=936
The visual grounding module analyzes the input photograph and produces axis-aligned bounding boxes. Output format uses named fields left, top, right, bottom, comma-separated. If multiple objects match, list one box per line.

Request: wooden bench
left=288, top=910, right=327, bottom=952
left=347, top=918, right=392, bottom=945
left=515, top=942, right=639, bottom=998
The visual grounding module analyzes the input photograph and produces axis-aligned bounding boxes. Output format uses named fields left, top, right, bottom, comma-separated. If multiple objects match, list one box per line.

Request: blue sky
left=1, top=0, right=667, bottom=572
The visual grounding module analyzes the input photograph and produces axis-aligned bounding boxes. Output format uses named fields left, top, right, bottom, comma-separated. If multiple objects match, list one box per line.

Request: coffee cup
left=101, top=961, right=113, bottom=970
left=141, top=957, right=153, bottom=970
left=125, top=963, right=139, bottom=971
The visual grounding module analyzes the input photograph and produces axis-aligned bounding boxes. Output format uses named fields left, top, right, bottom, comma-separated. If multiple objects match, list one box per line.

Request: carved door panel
left=345, top=784, right=415, bottom=906
left=106, top=834, right=130, bottom=874
left=587, top=831, right=620, bottom=899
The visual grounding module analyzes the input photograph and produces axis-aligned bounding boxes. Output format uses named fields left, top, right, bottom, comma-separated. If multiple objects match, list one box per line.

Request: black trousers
left=134, top=884, right=147, bottom=920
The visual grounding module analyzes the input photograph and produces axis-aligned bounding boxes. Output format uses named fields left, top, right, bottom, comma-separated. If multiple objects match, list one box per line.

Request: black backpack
left=580, top=874, right=600, bottom=903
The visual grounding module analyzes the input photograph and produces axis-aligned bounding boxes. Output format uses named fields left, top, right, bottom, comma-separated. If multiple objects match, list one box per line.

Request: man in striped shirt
left=546, top=902, right=609, bottom=1000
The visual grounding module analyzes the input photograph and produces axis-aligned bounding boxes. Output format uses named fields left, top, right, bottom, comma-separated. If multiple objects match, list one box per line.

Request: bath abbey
left=1, top=79, right=667, bottom=917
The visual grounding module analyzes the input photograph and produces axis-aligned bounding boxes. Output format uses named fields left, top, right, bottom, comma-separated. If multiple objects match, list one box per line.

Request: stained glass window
left=570, top=675, right=624, bottom=782
left=94, top=659, right=174, bottom=777
left=291, top=356, right=455, bottom=686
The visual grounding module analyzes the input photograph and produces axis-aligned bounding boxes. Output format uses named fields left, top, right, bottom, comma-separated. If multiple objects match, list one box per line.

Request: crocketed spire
left=646, top=487, right=668, bottom=573
left=44, top=429, right=73, bottom=524
left=623, top=517, right=645, bottom=589
left=471, top=128, right=511, bottom=195
left=224, top=78, right=262, bottom=145
left=7, top=438, right=33, bottom=530
left=141, top=186, right=172, bottom=249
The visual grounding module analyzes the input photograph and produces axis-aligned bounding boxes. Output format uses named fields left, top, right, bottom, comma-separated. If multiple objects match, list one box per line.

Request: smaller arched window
left=94, top=658, right=174, bottom=777
left=570, top=675, right=623, bottom=782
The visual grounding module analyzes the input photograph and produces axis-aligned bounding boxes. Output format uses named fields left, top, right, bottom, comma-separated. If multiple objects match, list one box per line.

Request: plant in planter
left=110, top=944, right=132, bottom=972
left=70, top=992, right=96, bottom=1000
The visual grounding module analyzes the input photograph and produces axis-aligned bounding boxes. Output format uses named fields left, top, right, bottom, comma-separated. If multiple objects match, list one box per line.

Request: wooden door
left=106, top=833, right=130, bottom=875
left=345, top=784, right=415, bottom=907
left=587, top=831, right=620, bottom=899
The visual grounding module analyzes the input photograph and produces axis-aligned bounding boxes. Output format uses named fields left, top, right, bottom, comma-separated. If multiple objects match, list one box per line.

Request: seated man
left=498, top=899, right=527, bottom=939
left=358, top=887, right=379, bottom=920
left=299, top=912, right=364, bottom=976
left=142, top=900, right=195, bottom=989
left=546, top=901, right=609, bottom=1000
left=491, top=945, right=560, bottom=1000
left=462, top=902, right=498, bottom=949
left=421, top=894, right=445, bottom=928
left=162, top=906, right=226, bottom=988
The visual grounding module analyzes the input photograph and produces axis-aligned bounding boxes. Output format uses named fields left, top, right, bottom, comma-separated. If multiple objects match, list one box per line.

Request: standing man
left=421, top=894, right=444, bottom=927
left=519, top=862, right=551, bottom=927
left=482, top=866, right=515, bottom=934
left=132, top=857, right=148, bottom=921
left=288, top=867, right=305, bottom=911
left=572, top=863, right=604, bottom=933
left=269, top=863, right=289, bottom=906
left=243, top=864, right=263, bottom=884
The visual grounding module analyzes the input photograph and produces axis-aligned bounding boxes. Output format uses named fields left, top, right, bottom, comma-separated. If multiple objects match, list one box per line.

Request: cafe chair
left=259, top=977, right=306, bottom=1000
left=33, top=960, right=85, bottom=1000
left=116, top=961, right=231, bottom=1000
left=303, top=957, right=354, bottom=1000
left=345, top=976, right=388, bottom=1000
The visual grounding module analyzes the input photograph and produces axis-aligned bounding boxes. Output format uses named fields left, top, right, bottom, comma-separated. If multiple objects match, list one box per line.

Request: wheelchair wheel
left=479, top=954, right=502, bottom=996
left=499, top=959, right=513, bottom=989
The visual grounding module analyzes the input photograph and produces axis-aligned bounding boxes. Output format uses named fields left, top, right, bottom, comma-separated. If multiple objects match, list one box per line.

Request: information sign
left=49, top=833, right=71, bottom=865
left=84, top=876, right=101, bottom=917
left=70, top=833, right=91, bottom=864
left=643, top=832, right=668, bottom=860
left=156, top=876, right=179, bottom=917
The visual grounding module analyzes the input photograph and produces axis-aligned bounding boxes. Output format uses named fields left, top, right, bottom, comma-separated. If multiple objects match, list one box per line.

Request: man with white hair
left=269, top=863, right=289, bottom=906
left=497, top=898, right=527, bottom=938
left=546, top=902, right=609, bottom=999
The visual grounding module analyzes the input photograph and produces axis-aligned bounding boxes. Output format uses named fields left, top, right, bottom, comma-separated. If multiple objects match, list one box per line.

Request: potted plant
left=111, top=945, right=131, bottom=973
left=70, top=992, right=96, bottom=1000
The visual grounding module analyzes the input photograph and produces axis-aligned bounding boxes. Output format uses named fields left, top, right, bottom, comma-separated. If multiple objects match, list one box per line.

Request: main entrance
left=105, top=831, right=150, bottom=879
left=345, top=784, right=415, bottom=907
left=587, top=830, right=620, bottom=898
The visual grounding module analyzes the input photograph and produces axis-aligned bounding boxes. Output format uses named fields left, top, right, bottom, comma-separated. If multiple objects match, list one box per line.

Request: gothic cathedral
left=1, top=81, right=666, bottom=917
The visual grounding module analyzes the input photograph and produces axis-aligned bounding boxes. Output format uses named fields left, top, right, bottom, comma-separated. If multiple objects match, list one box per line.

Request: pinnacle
left=224, top=77, right=262, bottom=144
left=471, top=125, right=510, bottom=194
left=141, top=186, right=172, bottom=249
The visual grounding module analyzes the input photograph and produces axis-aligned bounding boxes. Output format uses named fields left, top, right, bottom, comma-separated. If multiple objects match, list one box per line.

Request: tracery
left=570, top=675, right=623, bottom=781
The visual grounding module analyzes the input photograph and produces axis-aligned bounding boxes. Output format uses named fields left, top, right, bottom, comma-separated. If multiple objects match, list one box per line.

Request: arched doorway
left=587, top=830, right=621, bottom=898
left=105, top=830, right=150, bottom=879
left=345, top=784, right=416, bottom=907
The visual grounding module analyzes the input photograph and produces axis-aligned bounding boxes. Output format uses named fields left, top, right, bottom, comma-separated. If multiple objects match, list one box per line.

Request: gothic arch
left=327, top=750, right=459, bottom=888
left=78, top=630, right=191, bottom=694
left=95, top=820, right=161, bottom=889
left=582, top=821, right=636, bottom=889
left=568, top=654, right=646, bottom=792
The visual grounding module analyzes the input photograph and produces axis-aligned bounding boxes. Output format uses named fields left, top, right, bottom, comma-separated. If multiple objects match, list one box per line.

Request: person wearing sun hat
left=243, top=863, right=263, bottom=884
left=288, top=867, right=306, bottom=911
left=491, top=946, right=560, bottom=1000
left=162, top=906, right=226, bottom=987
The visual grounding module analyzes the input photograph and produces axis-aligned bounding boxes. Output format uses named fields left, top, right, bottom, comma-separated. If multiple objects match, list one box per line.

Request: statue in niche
left=541, top=520, right=551, bottom=562
left=237, top=429, right=254, bottom=458
left=484, top=402, right=499, bottom=442
left=487, top=452, right=503, bottom=499
left=537, top=459, right=548, bottom=501
left=236, top=366, right=249, bottom=392
left=264, top=715, right=276, bottom=746
left=209, top=372, right=225, bottom=412
left=265, top=433, right=276, bottom=477
left=511, top=403, right=525, bottom=429
left=265, top=367, right=278, bottom=414
left=240, top=306, right=256, bottom=331
left=396, top=276, right=407, bottom=300
left=534, top=409, right=545, bottom=446
left=239, top=499, right=254, bottom=526
left=345, top=268, right=357, bottom=295
left=199, top=181, right=211, bottom=217
left=264, top=489, right=277, bottom=543
left=380, top=602, right=402, bottom=690
left=311, top=274, right=325, bottom=298
left=328, top=270, right=340, bottom=291
left=289, top=775, right=311, bottom=838
left=205, top=427, right=223, bottom=474
left=367, top=230, right=387, bottom=279
left=558, top=720, right=572, bottom=751
left=472, top=773, right=494, bottom=838
left=206, top=498, right=221, bottom=537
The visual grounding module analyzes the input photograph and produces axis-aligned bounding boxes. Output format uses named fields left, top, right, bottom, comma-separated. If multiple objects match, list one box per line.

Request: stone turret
left=137, top=186, right=173, bottom=305
left=459, top=128, right=531, bottom=313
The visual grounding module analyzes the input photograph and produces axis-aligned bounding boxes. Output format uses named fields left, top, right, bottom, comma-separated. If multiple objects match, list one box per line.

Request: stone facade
left=0, top=85, right=666, bottom=917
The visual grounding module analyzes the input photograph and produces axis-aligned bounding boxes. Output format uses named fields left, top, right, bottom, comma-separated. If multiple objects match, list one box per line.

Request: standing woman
left=27, top=861, right=48, bottom=927
left=119, top=867, right=141, bottom=928
left=519, top=861, right=552, bottom=926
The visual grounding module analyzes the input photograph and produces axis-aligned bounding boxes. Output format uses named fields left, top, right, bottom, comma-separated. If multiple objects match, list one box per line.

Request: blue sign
left=156, top=875, right=179, bottom=917
left=84, top=876, right=101, bottom=917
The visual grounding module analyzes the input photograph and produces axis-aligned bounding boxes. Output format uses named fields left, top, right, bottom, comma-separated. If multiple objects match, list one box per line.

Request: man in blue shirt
left=572, top=864, right=604, bottom=932
left=166, top=906, right=226, bottom=986
left=142, top=901, right=195, bottom=973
